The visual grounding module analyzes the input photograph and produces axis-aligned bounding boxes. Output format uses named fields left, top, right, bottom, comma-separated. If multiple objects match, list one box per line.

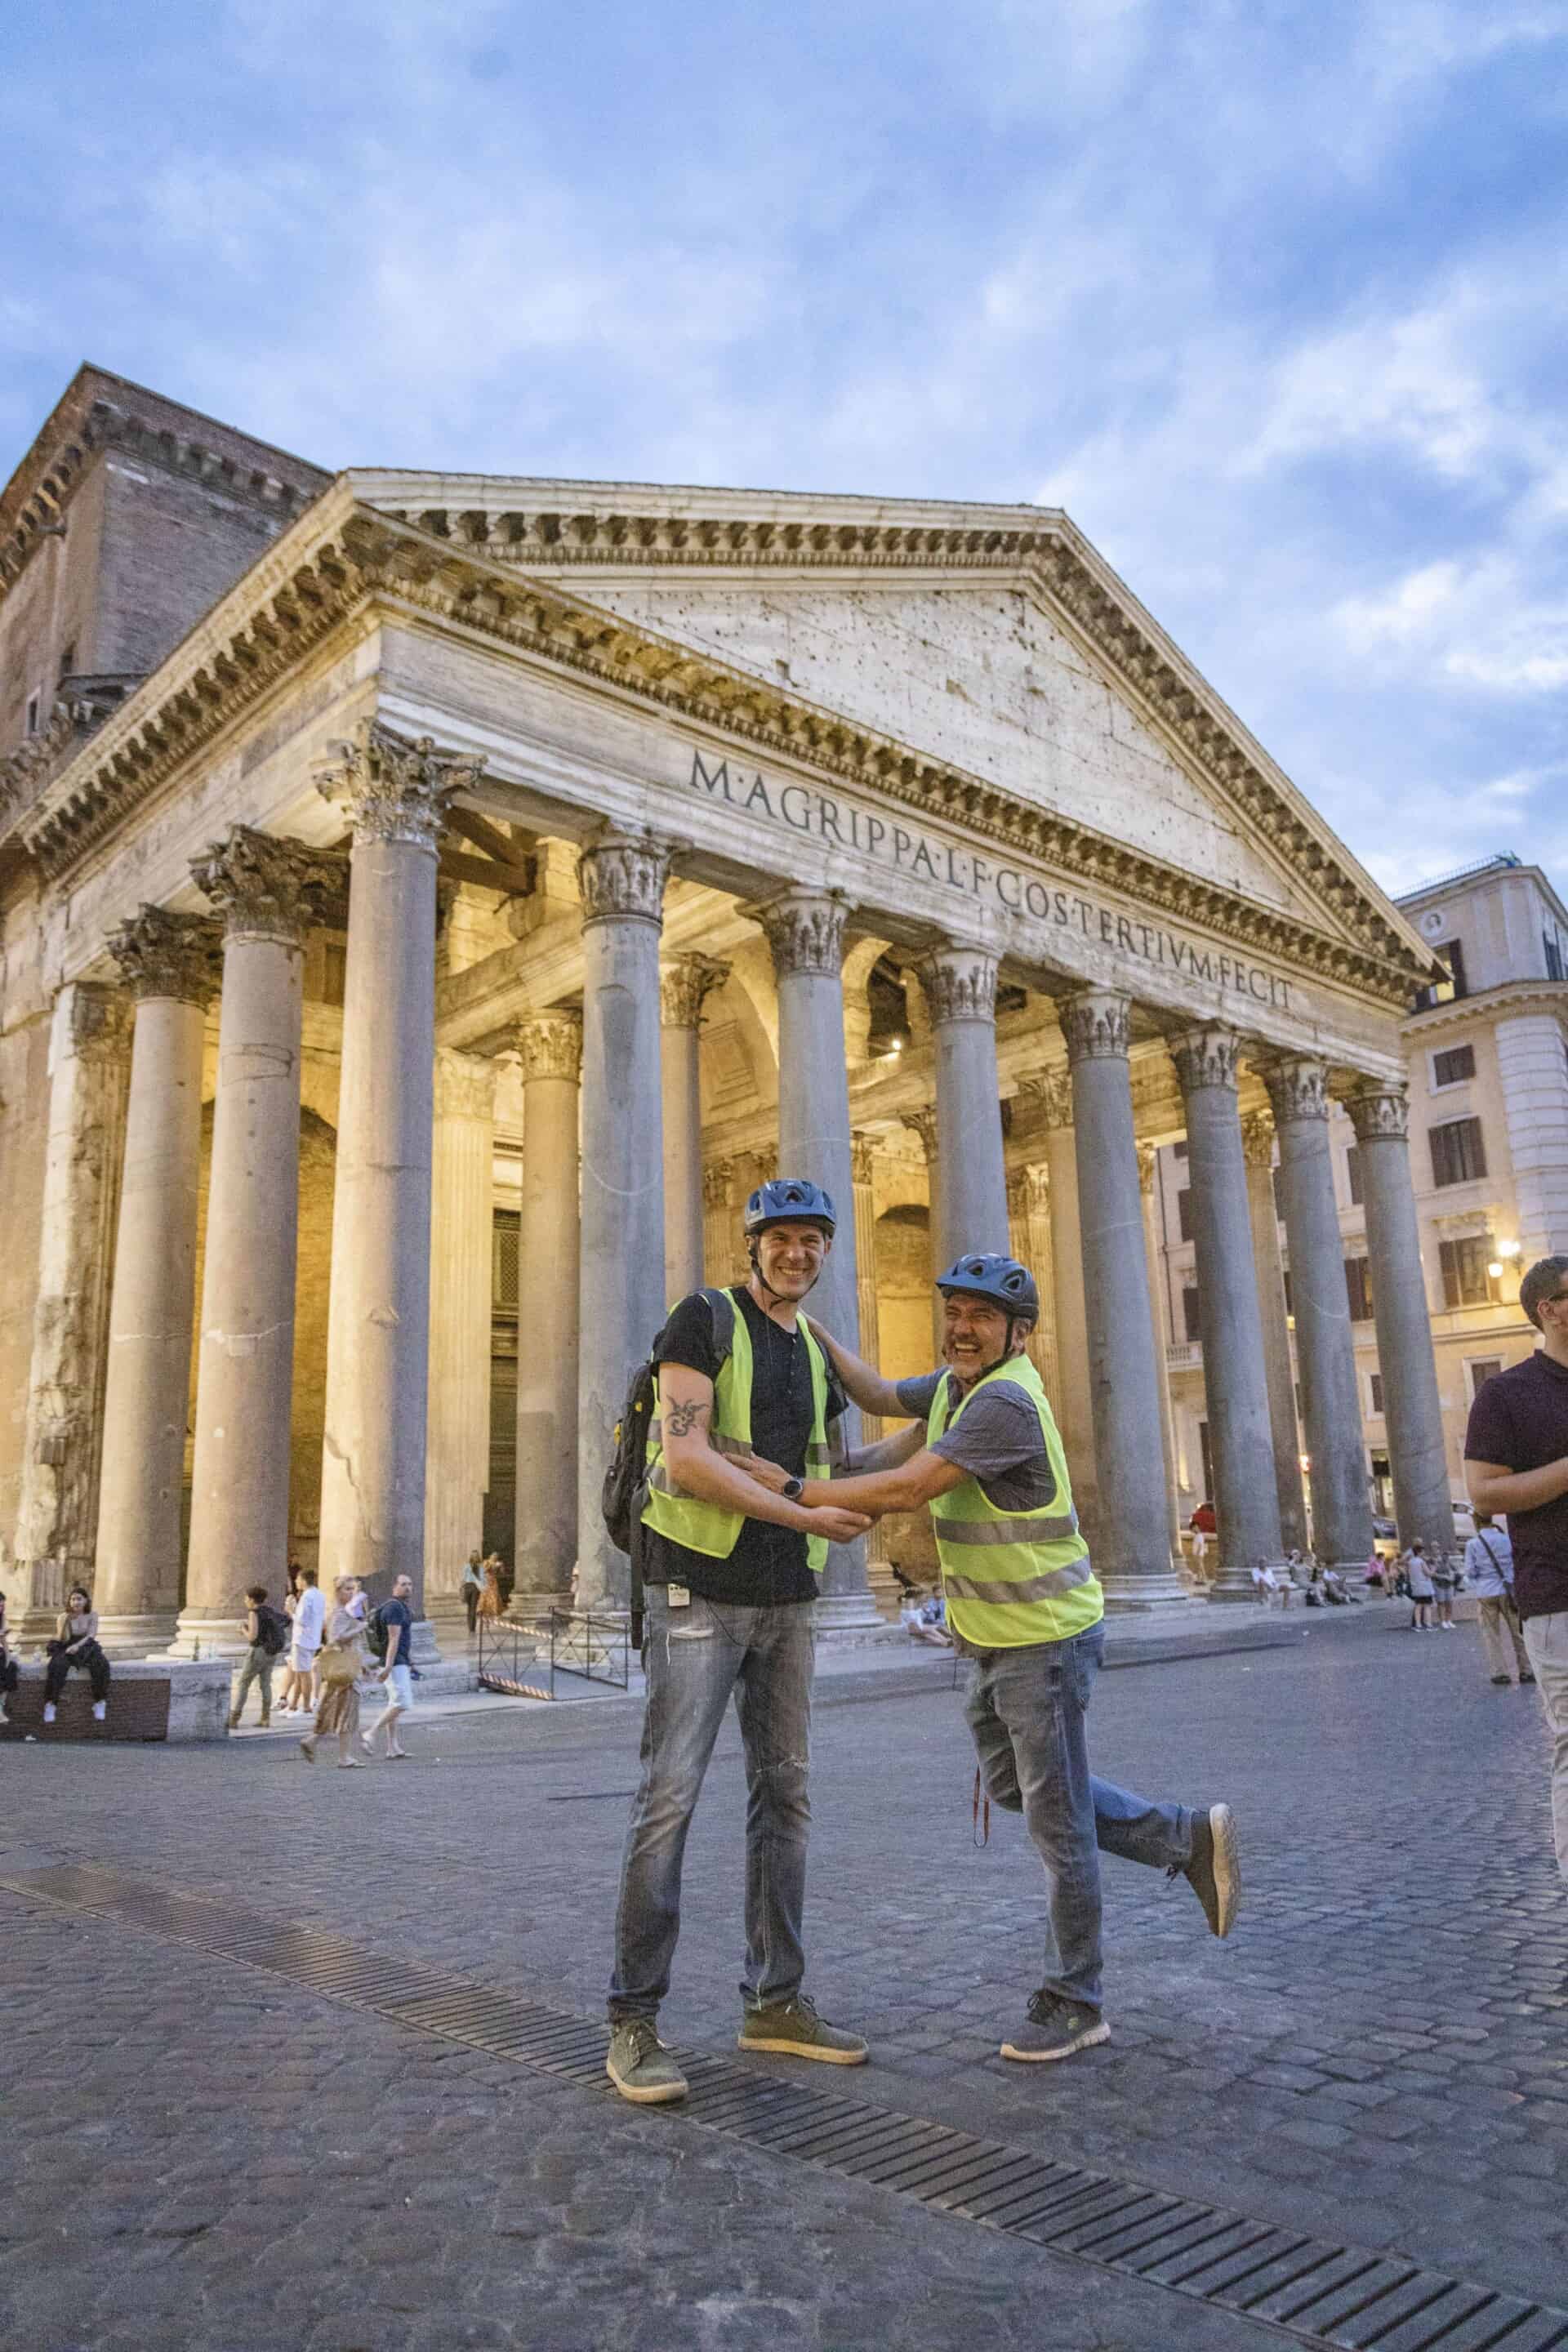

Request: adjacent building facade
left=1, top=367, right=1463, bottom=1650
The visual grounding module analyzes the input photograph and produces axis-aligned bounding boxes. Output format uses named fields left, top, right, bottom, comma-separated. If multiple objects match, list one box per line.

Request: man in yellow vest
left=795, top=1251, right=1240, bottom=2065
left=605, top=1179, right=874, bottom=2107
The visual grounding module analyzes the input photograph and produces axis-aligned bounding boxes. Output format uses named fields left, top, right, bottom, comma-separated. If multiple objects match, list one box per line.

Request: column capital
left=1258, top=1052, right=1330, bottom=1126
left=1061, top=987, right=1132, bottom=1066
left=317, top=719, right=483, bottom=852
left=1169, top=1021, right=1242, bottom=1096
left=851, top=1131, right=878, bottom=1187
left=577, top=826, right=675, bottom=929
left=432, top=1046, right=497, bottom=1123
left=913, top=942, right=999, bottom=1026
left=1239, top=1109, right=1276, bottom=1170
left=660, top=952, right=730, bottom=1030
left=190, top=826, right=344, bottom=947
left=1136, top=1139, right=1159, bottom=1195
left=748, top=886, right=853, bottom=977
left=106, top=906, right=223, bottom=1008
left=703, top=1156, right=735, bottom=1210
left=515, top=1009, right=582, bottom=1085
left=1018, top=1070, right=1075, bottom=1129
left=1008, top=1161, right=1050, bottom=1218
left=1344, top=1080, right=1410, bottom=1143
left=902, top=1105, right=940, bottom=1160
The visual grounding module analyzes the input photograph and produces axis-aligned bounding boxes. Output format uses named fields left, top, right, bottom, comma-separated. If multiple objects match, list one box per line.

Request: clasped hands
left=737, top=1450, right=871, bottom=1547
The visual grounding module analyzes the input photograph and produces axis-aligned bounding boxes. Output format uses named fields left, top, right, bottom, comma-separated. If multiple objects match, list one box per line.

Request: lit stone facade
left=0, top=388, right=1457, bottom=1646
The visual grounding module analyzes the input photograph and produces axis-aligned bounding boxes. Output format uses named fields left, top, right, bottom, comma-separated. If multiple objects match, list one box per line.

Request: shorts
left=380, top=1662, right=414, bottom=1709
left=288, top=1643, right=319, bottom=1674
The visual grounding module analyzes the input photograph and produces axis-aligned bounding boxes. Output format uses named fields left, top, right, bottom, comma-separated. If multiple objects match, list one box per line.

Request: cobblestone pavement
left=4, top=1604, right=1566, bottom=2349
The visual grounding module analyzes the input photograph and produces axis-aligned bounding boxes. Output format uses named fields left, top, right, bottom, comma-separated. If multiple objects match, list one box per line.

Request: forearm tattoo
left=665, top=1396, right=710, bottom=1440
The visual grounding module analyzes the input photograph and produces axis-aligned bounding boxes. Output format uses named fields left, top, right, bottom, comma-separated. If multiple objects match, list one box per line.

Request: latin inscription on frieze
left=683, top=750, right=1290, bottom=1013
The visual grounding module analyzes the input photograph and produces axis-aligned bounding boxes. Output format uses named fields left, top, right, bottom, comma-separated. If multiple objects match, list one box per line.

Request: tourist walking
left=1431, top=1546, right=1459, bottom=1630
left=229, top=1584, right=289, bottom=1730
left=799, top=1251, right=1239, bottom=2066
left=1463, top=1516, right=1532, bottom=1687
left=1466, top=1254, right=1568, bottom=1881
left=363, top=1573, right=416, bottom=1758
left=461, top=1550, right=484, bottom=1637
left=1404, top=1542, right=1437, bottom=1629
left=283, top=1566, right=324, bottom=1712
left=299, top=1577, right=368, bottom=1767
left=42, top=1586, right=111, bottom=1724
left=605, top=1179, right=872, bottom=2107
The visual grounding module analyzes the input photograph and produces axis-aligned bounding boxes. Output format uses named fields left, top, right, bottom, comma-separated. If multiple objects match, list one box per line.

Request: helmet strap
left=746, top=1234, right=823, bottom=1315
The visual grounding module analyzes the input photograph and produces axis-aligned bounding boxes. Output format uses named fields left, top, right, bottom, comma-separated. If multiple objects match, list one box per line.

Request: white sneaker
left=42, top=1702, right=56, bottom=1723
left=92, top=1699, right=107, bottom=1720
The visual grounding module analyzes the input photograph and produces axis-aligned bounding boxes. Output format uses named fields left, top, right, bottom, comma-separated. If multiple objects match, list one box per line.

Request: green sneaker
left=737, top=1993, right=868, bottom=2065
left=1172, top=1802, right=1241, bottom=1938
left=605, top=2020, right=688, bottom=2105
left=1000, top=1992, right=1110, bottom=2064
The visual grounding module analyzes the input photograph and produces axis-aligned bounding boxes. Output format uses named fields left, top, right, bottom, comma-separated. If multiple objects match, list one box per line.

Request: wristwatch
left=781, top=1475, right=805, bottom=1501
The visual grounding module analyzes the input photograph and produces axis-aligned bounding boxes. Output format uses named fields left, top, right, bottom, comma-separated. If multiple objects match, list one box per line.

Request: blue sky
left=4, top=1, right=1566, bottom=902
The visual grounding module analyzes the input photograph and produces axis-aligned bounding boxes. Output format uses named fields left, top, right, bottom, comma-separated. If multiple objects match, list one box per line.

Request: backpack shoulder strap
left=699, top=1285, right=737, bottom=1366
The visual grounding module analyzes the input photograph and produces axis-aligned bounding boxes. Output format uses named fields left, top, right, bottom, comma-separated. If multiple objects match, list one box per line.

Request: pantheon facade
left=0, top=375, right=1454, bottom=1650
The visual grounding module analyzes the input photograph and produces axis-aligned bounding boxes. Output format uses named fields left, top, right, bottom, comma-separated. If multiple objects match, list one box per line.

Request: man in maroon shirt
left=1465, top=1254, right=1568, bottom=1882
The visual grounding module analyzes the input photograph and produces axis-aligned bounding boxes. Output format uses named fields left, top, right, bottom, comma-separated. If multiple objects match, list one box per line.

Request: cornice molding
left=1402, top=978, right=1568, bottom=1039
left=12, top=497, right=1428, bottom=1009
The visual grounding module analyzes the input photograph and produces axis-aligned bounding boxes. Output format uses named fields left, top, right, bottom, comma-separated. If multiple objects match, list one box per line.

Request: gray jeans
left=966, top=1624, right=1192, bottom=2011
left=609, top=1588, right=815, bottom=2023
left=230, top=1644, right=274, bottom=1724
left=1523, top=1611, right=1568, bottom=1883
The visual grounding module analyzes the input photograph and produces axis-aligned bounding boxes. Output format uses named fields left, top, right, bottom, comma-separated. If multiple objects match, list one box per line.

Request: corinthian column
left=1062, top=991, right=1183, bottom=1606
left=1136, top=1143, right=1185, bottom=1560
left=1262, top=1056, right=1373, bottom=1570
left=661, top=953, right=729, bottom=1307
left=14, top=983, right=131, bottom=1638
left=915, top=942, right=1009, bottom=1263
left=1171, top=1023, right=1284, bottom=1598
left=751, top=887, right=880, bottom=1630
left=1008, top=1160, right=1058, bottom=1401
left=424, top=1049, right=496, bottom=1631
left=1032, top=1072, right=1098, bottom=1539
left=1345, top=1080, right=1453, bottom=1559
left=577, top=830, right=673, bottom=1606
left=517, top=1011, right=581, bottom=1600
left=703, top=1158, right=736, bottom=1286
left=1240, top=1110, right=1309, bottom=1555
left=853, top=1131, right=897, bottom=1611
left=95, top=911, right=222, bottom=1648
left=178, top=828, right=340, bottom=1650
left=902, top=1105, right=943, bottom=1351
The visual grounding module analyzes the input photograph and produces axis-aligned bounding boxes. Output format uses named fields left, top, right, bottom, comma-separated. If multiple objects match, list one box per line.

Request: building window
left=1346, top=1145, right=1363, bottom=1206
left=1282, top=1267, right=1294, bottom=1316
left=492, top=1209, right=519, bottom=1312
left=25, top=693, right=40, bottom=736
left=1439, top=1237, right=1496, bottom=1310
left=1182, top=1285, right=1202, bottom=1342
left=1177, top=1185, right=1195, bottom=1243
left=1431, top=1043, right=1476, bottom=1089
left=1467, top=1357, right=1503, bottom=1400
left=1429, top=1116, right=1486, bottom=1188
left=1344, top=1257, right=1374, bottom=1321
left=1547, top=936, right=1565, bottom=982
left=1415, top=938, right=1468, bottom=1011
left=1370, top=1370, right=1384, bottom=1414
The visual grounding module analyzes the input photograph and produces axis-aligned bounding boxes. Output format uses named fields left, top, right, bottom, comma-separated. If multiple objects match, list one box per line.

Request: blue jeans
left=609, top=1588, right=815, bottom=2023
left=965, top=1623, right=1192, bottom=2011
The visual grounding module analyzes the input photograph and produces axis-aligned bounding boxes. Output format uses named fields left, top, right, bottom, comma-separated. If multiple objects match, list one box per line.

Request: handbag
left=317, top=1637, right=363, bottom=1688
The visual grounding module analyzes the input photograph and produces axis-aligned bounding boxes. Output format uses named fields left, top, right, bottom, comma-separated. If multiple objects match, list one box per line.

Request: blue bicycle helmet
left=934, top=1252, right=1040, bottom=1320
left=743, top=1178, right=838, bottom=1237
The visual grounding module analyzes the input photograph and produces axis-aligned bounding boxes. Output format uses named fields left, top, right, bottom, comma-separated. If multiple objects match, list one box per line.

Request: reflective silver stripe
left=937, top=1511, right=1079, bottom=1547
left=646, top=1463, right=743, bottom=1501
left=942, top=1558, right=1097, bottom=1606
left=805, top=1444, right=831, bottom=1466
left=647, top=1423, right=752, bottom=1459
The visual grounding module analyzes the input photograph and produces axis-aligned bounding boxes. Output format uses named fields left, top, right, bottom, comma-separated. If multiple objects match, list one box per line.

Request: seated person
left=0, top=1585, right=18, bottom=1725
left=43, top=1586, right=111, bottom=1724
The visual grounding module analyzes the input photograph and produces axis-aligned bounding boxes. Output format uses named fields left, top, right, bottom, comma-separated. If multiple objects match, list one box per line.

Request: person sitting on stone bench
left=43, top=1585, right=111, bottom=1725
left=0, top=1585, right=19, bottom=1726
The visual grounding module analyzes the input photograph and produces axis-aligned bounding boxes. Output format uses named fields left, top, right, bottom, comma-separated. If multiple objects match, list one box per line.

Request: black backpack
left=364, top=1605, right=390, bottom=1663
left=255, top=1605, right=288, bottom=1657
left=602, top=1290, right=737, bottom=1644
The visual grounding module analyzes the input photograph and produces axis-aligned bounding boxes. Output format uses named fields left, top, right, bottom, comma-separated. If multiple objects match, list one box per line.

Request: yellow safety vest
left=928, top=1353, right=1102, bottom=1648
left=642, top=1293, right=833, bottom=1575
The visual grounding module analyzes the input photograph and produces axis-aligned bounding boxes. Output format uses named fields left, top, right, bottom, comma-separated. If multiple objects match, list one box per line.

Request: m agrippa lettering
left=685, top=749, right=1290, bottom=1011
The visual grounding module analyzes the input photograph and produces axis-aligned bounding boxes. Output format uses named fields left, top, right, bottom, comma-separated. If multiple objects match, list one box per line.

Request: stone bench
left=0, top=1658, right=234, bottom=1743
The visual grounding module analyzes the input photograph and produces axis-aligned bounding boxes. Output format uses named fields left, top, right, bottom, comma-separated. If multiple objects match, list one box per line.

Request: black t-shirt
left=1463, top=1349, right=1568, bottom=1619
left=642, top=1286, right=844, bottom=1608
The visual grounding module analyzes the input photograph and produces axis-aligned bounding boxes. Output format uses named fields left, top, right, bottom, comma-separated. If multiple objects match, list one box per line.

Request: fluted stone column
left=178, top=828, right=338, bottom=1651
left=14, top=982, right=131, bottom=1638
left=1008, top=1160, right=1059, bottom=1403
left=703, top=1158, right=736, bottom=1286
left=1241, top=1110, right=1309, bottom=1555
left=1263, top=1058, right=1374, bottom=1570
left=577, top=830, right=673, bottom=1608
left=1136, top=1143, right=1186, bottom=1561
left=661, top=953, right=728, bottom=1307
left=1062, top=991, right=1183, bottom=1606
left=1036, top=1073, right=1099, bottom=1539
left=852, top=1132, right=898, bottom=1610
left=1171, top=1024, right=1285, bottom=1597
left=517, top=1011, right=581, bottom=1600
left=751, top=888, right=880, bottom=1631
left=94, top=911, right=221, bottom=1649
left=1346, top=1080, right=1454, bottom=1559
left=902, top=1106, right=944, bottom=1351
left=915, top=942, right=1009, bottom=1262
left=315, top=724, right=474, bottom=1627
left=424, top=1049, right=496, bottom=1632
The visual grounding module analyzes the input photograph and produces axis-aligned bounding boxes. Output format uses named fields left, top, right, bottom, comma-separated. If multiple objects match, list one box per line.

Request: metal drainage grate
left=8, top=1864, right=1566, bottom=2352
